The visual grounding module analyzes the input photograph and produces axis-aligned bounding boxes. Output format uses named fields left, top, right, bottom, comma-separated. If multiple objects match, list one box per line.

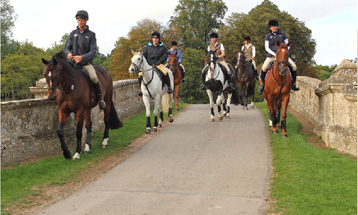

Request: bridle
left=131, top=54, right=155, bottom=99
left=272, top=49, right=290, bottom=87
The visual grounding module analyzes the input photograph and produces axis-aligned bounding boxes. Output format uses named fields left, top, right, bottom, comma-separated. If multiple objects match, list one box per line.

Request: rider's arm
left=265, top=40, right=276, bottom=57
left=81, top=34, right=97, bottom=64
left=252, top=45, right=256, bottom=58
left=177, top=49, right=182, bottom=63
left=159, top=46, right=168, bottom=64
left=218, top=44, right=225, bottom=58
left=64, top=31, right=74, bottom=59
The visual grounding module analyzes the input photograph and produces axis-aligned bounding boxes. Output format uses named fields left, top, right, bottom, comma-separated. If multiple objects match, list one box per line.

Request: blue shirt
left=167, top=48, right=182, bottom=63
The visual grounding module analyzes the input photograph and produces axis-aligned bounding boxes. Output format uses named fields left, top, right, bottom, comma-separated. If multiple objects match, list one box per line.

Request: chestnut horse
left=42, top=51, right=123, bottom=159
left=167, top=52, right=182, bottom=111
left=263, top=41, right=292, bottom=137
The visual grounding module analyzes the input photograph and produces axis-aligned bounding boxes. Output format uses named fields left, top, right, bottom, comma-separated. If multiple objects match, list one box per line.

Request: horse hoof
left=169, top=116, right=174, bottom=123
left=72, top=152, right=80, bottom=160
left=226, top=116, right=230, bottom=119
left=272, top=131, right=278, bottom=134
left=210, top=118, right=214, bottom=122
left=84, top=150, right=91, bottom=154
left=159, top=124, right=162, bottom=128
left=102, top=145, right=107, bottom=149
left=63, top=150, right=72, bottom=159
left=218, top=116, right=223, bottom=121
left=152, top=127, right=157, bottom=132
left=146, top=128, right=151, bottom=133
left=281, top=134, right=288, bottom=138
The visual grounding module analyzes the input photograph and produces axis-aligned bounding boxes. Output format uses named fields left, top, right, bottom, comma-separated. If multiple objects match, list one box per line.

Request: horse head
left=276, top=40, right=291, bottom=76
left=129, top=49, right=145, bottom=75
left=168, top=52, right=178, bottom=71
left=206, top=50, right=218, bottom=78
left=42, top=57, right=60, bottom=100
left=237, top=50, right=246, bottom=68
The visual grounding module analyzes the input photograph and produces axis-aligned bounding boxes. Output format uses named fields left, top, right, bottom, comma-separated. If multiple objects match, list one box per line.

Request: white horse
left=204, top=51, right=232, bottom=122
left=129, top=50, right=174, bottom=133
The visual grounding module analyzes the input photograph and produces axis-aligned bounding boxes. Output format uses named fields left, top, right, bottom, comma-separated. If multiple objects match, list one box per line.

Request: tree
left=1, top=0, right=19, bottom=57
left=170, top=0, right=227, bottom=49
left=1, top=42, right=51, bottom=100
left=45, top=34, right=69, bottom=56
left=219, top=0, right=316, bottom=77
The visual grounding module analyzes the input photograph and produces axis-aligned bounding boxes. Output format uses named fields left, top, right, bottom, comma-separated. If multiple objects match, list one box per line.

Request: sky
left=10, top=0, right=357, bottom=66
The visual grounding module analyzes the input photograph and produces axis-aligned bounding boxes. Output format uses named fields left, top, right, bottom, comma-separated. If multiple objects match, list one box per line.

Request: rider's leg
left=137, top=72, right=143, bottom=96
left=252, top=59, right=259, bottom=80
left=84, top=64, right=106, bottom=109
left=258, top=57, right=274, bottom=92
left=219, top=61, right=235, bottom=90
left=288, top=58, right=300, bottom=91
left=179, top=64, right=186, bottom=83
left=157, top=64, right=173, bottom=94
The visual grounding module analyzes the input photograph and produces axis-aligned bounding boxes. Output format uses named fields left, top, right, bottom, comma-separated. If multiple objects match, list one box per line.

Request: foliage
left=179, top=48, right=208, bottom=103
left=313, top=64, right=337, bottom=81
left=219, top=0, right=316, bottom=77
left=109, top=19, right=181, bottom=80
left=1, top=0, right=19, bottom=57
left=256, top=102, right=357, bottom=215
left=1, top=42, right=51, bottom=100
left=45, top=34, right=68, bottom=56
left=170, top=0, right=227, bottom=49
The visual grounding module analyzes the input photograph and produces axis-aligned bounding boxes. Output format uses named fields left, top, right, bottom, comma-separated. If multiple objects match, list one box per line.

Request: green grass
left=1, top=103, right=189, bottom=213
left=255, top=102, right=357, bottom=215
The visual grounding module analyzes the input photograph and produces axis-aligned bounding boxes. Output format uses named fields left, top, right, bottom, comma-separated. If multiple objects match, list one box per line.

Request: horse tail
left=231, top=89, right=240, bottom=105
left=109, top=101, right=123, bottom=129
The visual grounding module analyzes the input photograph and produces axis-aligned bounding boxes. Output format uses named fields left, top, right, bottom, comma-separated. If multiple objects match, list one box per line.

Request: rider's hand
left=72, top=55, right=83, bottom=64
left=67, top=53, right=73, bottom=60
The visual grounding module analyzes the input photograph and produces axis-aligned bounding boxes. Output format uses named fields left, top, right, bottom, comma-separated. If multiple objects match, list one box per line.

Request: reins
left=271, top=60, right=290, bottom=87
left=132, top=55, right=156, bottom=99
left=57, top=63, right=75, bottom=94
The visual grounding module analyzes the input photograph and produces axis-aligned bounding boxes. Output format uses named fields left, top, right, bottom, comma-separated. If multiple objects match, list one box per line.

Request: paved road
left=38, top=104, right=271, bottom=215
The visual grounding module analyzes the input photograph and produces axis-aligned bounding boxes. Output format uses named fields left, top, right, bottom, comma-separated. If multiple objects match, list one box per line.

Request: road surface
left=38, top=104, right=271, bottom=215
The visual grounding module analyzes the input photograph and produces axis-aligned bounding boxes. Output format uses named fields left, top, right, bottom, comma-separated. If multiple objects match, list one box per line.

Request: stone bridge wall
left=289, top=60, right=357, bottom=156
left=1, top=79, right=144, bottom=166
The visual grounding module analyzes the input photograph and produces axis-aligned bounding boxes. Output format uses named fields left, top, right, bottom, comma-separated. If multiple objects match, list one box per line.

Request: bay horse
left=167, top=52, right=182, bottom=111
left=129, top=50, right=174, bottom=133
left=234, top=50, right=257, bottom=110
left=41, top=51, right=123, bottom=159
left=263, top=41, right=292, bottom=137
left=203, top=51, right=232, bottom=121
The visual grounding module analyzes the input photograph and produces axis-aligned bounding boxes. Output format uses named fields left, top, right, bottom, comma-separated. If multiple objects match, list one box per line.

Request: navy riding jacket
left=264, top=29, right=288, bottom=57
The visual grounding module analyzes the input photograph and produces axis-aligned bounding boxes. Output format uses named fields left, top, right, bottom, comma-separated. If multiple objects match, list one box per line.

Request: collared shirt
left=239, top=43, right=256, bottom=59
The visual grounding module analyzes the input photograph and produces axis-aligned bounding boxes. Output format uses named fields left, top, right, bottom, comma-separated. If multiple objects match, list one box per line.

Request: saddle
left=73, top=64, right=95, bottom=89
left=267, top=61, right=293, bottom=72
left=152, top=66, right=167, bottom=89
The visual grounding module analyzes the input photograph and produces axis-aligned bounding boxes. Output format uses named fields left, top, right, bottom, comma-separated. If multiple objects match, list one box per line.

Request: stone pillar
left=29, top=78, right=48, bottom=98
left=315, top=59, right=357, bottom=155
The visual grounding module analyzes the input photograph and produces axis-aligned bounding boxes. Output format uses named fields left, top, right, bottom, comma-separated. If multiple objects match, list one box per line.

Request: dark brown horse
left=42, top=51, right=122, bottom=159
left=263, top=41, right=292, bottom=137
left=234, top=50, right=257, bottom=110
left=167, top=52, right=182, bottom=111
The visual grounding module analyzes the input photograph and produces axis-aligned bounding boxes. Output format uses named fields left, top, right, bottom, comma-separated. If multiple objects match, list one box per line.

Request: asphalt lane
left=38, top=104, right=271, bottom=215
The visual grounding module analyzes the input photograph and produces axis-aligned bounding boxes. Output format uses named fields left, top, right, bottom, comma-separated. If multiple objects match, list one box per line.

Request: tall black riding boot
left=94, top=82, right=107, bottom=110
left=164, top=74, right=173, bottom=94
left=254, top=69, right=259, bottom=80
left=291, top=70, right=300, bottom=91
left=137, top=76, right=143, bottom=96
left=258, top=69, right=267, bottom=92
left=179, top=65, right=186, bottom=83
left=227, top=74, right=235, bottom=90
left=199, top=72, right=206, bottom=90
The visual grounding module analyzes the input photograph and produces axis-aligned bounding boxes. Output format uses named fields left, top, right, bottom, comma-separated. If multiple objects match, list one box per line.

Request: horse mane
left=53, top=51, right=76, bottom=71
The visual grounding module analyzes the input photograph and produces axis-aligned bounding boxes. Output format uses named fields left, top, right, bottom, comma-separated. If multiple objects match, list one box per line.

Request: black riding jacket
left=264, top=29, right=288, bottom=57
left=64, top=25, right=97, bottom=66
left=142, top=41, right=168, bottom=65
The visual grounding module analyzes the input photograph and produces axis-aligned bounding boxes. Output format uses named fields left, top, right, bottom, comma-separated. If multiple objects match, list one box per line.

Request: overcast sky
left=10, top=0, right=357, bottom=66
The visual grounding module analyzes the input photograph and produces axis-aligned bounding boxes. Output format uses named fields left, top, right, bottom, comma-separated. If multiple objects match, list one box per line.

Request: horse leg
left=217, top=92, right=224, bottom=121
left=281, top=96, right=290, bottom=138
left=152, top=95, right=160, bottom=132
left=57, top=110, right=71, bottom=159
left=73, top=112, right=85, bottom=160
left=207, top=90, right=215, bottom=122
left=101, top=104, right=111, bottom=148
left=174, top=84, right=180, bottom=111
left=244, top=83, right=249, bottom=110
left=143, top=96, right=151, bottom=133
left=84, top=110, right=92, bottom=153
left=267, top=96, right=278, bottom=134
left=168, top=92, right=174, bottom=123
left=226, top=93, right=232, bottom=119
left=222, top=100, right=227, bottom=117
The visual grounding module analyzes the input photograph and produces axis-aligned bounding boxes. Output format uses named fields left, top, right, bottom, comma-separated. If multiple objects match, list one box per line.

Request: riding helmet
left=210, top=32, right=218, bottom=39
left=172, top=41, right=178, bottom=46
left=268, top=19, right=278, bottom=27
left=75, top=10, right=89, bottom=20
left=151, top=32, right=161, bottom=39
left=244, top=36, right=251, bottom=41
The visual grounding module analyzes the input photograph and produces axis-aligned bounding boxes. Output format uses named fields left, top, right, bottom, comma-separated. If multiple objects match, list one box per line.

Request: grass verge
left=255, top=102, right=357, bottom=215
left=1, top=103, right=189, bottom=213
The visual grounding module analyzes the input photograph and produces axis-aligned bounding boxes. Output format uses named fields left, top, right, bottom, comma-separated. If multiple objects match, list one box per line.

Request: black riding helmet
left=268, top=19, right=278, bottom=27
left=172, top=41, right=177, bottom=46
left=210, top=32, right=218, bottom=39
left=244, top=36, right=251, bottom=41
left=75, top=10, right=89, bottom=20
left=151, top=32, right=160, bottom=39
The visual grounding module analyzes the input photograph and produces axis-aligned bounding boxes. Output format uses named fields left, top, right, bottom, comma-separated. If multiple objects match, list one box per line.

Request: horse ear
left=175, top=52, right=178, bottom=56
left=276, top=40, right=280, bottom=47
left=53, top=58, right=57, bottom=65
left=139, top=48, right=143, bottom=54
left=42, top=58, right=49, bottom=65
left=131, top=50, right=136, bottom=55
left=287, top=41, right=291, bottom=47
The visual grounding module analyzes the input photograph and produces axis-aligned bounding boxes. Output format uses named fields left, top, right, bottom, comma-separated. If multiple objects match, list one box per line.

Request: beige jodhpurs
left=218, top=60, right=231, bottom=75
left=262, top=57, right=297, bottom=72
left=83, top=64, right=99, bottom=84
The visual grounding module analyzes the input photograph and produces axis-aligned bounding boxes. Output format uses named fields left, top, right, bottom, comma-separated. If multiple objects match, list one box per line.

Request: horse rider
left=258, top=19, right=300, bottom=92
left=167, top=41, right=186, bottom=83
left=137, top=32, right=173, bottom=96
left=200, top=32, right=235, bottom=90
left=238, top=36, right=259, bottom=80
left=64, top=10, right=106, bottom=110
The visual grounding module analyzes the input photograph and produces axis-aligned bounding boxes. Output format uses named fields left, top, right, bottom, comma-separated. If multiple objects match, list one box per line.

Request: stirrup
left=167, top=86, right=173, bottom=94
left=137, top=91, right=143, bottom=97
left=229, top=83, right=235, bottom=90
left=199, top=84, right=206, bottom=90
left=292, top=83, right=300, bottom=91
left=98, top=99, right=107, bottom=110
left=258, top=84, right=265, bottom=92
left=181, top=78, right=186, bottom=83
